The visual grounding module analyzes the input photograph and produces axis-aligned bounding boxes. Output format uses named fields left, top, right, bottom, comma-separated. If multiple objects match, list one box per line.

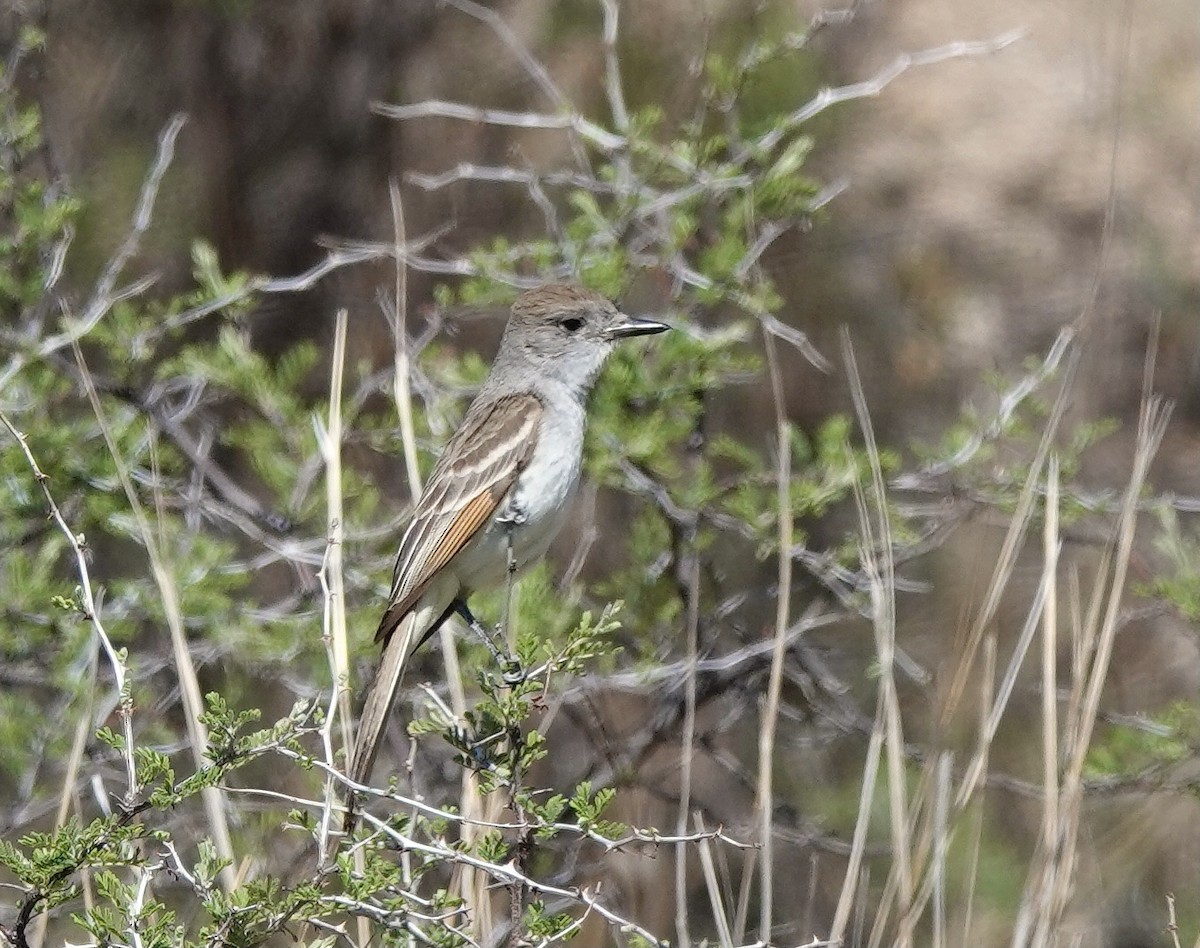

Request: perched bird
left=348, top=283, right=669, bottom=794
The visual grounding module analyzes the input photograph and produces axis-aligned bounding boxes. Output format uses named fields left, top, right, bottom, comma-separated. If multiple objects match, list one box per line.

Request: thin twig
left=754, top=30, right=1025, bottom=153
left=356, top=810, right=669, bottom=947
left=893, top=326, right=1074, bottom=484
left=152, top=226, right=448, bottom=340
left=0, top=115, right=186, bottom=395
left=372, top=100, right=625, bottom=152
left=439, top=0, right=590, bottom=171
left=0, top=414, right=136, bottom=797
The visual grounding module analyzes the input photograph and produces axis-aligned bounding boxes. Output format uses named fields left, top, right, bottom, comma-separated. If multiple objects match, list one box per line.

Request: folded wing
left=374, top=391, right=544, bottom=643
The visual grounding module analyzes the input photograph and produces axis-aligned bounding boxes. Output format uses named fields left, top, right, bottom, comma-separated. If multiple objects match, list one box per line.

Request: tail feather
left=345, top=611, right=419, bottom=831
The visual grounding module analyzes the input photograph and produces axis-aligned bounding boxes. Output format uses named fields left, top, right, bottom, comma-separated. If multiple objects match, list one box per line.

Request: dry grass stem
left=695, top=812, right=735, bottom=948
left=72, top=343, right=237, bottom=892
left=747, top=323, right=796, bottom=941
left=938, top=345, right=1078, bottom=745
left=674, top=550, right=701, bottom=948
left=961, top=634, right=996, bottom=948
left=828, top=692, right=886, bottom=943
left=932, top=752, right=951, bottom=948
left=842, top=330, right=912, bottom=943
left=1035, top=375, right=1171, bottom=942
left=4, top=6, right=1180, bottom=946
left=323, top=307, right=353, bottom=747
left=1040, top=457, right=1061, bottom=857
left=388, top=183, right=423, bottom=503
left=313, top=308, right=357, bottom=892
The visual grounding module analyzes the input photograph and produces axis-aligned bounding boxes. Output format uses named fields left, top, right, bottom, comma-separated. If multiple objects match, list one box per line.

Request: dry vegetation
left=2, top=2, right=1200, bottom=948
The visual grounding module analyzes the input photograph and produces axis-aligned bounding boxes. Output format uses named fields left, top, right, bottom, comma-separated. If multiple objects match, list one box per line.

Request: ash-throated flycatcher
left=349, top=284, right=668, bottom=788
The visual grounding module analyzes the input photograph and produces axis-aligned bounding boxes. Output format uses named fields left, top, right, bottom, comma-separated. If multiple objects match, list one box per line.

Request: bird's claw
left=501, top=660, right=527, bottom=686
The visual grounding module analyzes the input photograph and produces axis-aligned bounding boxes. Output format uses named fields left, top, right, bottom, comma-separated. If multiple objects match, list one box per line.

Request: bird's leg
left=497, top=531, right=525, bottom=684
left=453, top=599, right=508, bottom=667
left=498, top=532, right=518, bottom=639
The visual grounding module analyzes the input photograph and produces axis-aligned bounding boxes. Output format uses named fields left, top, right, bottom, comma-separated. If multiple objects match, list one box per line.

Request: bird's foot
left=480, top=630, right=525, bottom=684
left=454, top=600, right=524, bottom=681
left=500, top=659, right=527, bottom=686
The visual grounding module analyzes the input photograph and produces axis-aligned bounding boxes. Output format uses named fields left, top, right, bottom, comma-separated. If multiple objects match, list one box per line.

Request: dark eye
left=560, top=317, right=584, bottom=332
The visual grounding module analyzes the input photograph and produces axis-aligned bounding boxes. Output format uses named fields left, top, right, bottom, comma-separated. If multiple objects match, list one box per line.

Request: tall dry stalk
left=74, top=344, right=238, bottom=892
left=1017, top=339, right=1170, bottom=947
left=843, top=331, right=912, bottom=946
left=739, top=323, right=796, bottom=943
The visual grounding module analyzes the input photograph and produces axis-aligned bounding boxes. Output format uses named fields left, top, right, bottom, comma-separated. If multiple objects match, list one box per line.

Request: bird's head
left=498, top=283, right=669, bottom=395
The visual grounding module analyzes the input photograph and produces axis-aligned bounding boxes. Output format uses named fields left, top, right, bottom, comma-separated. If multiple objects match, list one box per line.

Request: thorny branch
left=0, top=412, right=137, bottom=797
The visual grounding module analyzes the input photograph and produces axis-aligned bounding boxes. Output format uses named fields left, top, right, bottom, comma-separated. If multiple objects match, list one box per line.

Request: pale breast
left=450, top=395, right=585, bottom=591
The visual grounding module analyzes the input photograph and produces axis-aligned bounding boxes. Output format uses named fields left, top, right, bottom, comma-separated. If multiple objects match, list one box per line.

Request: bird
left=347, top=283, right=669, bottom=799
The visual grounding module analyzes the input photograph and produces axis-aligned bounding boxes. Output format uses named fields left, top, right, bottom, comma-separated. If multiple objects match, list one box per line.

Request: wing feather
left=374, top=392, right=543, bottom=643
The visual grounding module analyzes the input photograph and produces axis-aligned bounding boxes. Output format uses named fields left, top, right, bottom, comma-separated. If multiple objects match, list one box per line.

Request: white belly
left=450, top=398, right=584, bottom=591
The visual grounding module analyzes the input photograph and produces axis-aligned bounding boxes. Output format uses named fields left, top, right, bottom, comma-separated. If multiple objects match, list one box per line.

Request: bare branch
left=0, top=413, right=137, bottom=797
left=755, top=30, right=1025, bottom=153
left=0, top=114, right=186, bottom=395
left=373, top=99, right=626, bottom=152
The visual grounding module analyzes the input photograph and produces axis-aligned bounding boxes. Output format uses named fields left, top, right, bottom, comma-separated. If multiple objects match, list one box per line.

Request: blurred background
left=7, top=0, right=1200, bottom=945
left=27, top=0, right=1200, bottom=429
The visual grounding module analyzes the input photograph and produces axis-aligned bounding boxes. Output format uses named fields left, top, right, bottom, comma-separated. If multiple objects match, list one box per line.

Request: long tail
left=345, top=611, right=420, bottom=831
